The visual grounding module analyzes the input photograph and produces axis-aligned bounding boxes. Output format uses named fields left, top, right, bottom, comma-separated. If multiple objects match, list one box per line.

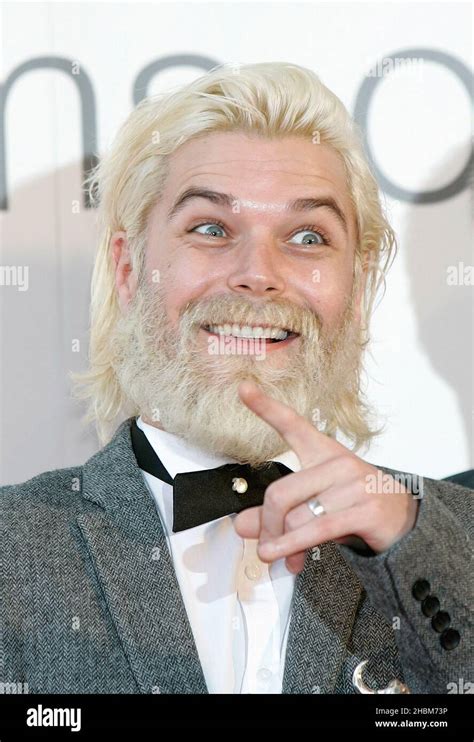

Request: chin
left=154, top=387, right=292, bottom=467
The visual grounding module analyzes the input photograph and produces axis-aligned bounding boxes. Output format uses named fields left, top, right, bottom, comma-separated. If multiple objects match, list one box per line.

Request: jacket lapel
left=76, top=418, right=208, bottom=694
left=282, top=541, right=363, bottom=693
left=282, top=464, right=409, bottom=694
left=76, top=418, right=398, bottom=695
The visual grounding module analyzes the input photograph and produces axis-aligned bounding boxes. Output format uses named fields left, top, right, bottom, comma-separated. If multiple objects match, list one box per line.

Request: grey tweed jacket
left=1, top=418, right=472, bottom=694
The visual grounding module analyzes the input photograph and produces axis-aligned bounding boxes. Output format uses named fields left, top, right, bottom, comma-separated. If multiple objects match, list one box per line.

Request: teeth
left=205, top=324, right=290, bottom=340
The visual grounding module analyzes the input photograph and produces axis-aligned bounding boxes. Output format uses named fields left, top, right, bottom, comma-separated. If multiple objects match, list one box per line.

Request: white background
left=0, top=0, right=472, bottom=484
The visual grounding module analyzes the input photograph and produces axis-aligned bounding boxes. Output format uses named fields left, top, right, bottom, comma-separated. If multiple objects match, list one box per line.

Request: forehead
left=161, top=131, right=353, bottom=212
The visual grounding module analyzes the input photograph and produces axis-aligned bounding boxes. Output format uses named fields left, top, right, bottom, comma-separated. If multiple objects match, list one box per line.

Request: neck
left=140, top=414, right=165, bottom=431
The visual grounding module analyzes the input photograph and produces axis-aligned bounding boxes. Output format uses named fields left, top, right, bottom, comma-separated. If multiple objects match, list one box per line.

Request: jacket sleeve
left=337, top=468, right=474, bottom=694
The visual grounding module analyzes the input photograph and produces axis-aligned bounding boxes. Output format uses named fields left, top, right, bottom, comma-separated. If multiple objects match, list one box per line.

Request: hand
left=235, top=380, right=420, bottom=574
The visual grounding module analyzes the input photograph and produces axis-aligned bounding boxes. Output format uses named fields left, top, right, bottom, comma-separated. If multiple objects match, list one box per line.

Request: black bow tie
left=130, top=418, right=292, bottom=532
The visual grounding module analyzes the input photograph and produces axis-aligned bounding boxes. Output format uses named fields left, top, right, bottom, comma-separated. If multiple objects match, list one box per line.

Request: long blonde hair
left=72, top=61, right=397, bottom=444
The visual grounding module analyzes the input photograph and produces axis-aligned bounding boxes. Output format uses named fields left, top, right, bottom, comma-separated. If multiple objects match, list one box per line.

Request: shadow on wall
left=0, top=146, right=472, bottom=485
left=402, top=144, right=473, bottom=471
left=0, top=162, right=99, bottom=485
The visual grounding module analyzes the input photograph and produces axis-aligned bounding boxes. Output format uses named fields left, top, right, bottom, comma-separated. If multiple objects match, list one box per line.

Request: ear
left=111, top=231, right=138, bottom=312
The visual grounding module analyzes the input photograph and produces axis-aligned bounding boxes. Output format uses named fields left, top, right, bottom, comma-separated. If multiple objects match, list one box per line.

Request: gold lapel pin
left=232, top=477, right=248, bottom=494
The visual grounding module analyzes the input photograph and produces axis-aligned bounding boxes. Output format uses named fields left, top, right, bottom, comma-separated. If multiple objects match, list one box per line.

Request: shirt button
left=257, top=668, right=273, bottom=683
left=244, top=562, right=262, bottom=581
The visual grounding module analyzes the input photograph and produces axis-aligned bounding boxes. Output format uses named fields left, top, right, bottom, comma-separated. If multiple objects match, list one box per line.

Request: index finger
left=237, top=379, right=343, bottom=469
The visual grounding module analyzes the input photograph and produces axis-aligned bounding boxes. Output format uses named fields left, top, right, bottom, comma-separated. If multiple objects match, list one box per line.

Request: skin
left=236, top=380, right=419, bottom=573
left=112, top=131, right=419, bottom=574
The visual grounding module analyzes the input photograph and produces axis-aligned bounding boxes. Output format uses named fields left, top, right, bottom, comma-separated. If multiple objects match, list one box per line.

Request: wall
left=0, top=0, right=472, bottom=484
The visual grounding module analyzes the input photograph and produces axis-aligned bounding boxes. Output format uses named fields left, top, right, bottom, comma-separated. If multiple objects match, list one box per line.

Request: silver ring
left=307, top=497, right=326, bottom=518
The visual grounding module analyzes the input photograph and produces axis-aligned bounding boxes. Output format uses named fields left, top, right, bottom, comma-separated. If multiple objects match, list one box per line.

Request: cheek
left=154, top=255, right=213, bottom=328
left=303, top=261, right=354, bottom=327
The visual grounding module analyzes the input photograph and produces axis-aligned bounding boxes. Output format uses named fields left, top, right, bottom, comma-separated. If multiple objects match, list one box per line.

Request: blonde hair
left=72, top=61, right=397, bottom=444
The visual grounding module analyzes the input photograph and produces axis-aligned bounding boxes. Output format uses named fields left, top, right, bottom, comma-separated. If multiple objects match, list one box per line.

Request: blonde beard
left=110, top=280, right=362, bottom=467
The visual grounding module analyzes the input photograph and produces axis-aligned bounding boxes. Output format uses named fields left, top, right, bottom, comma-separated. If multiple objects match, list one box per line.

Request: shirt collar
left=136, top=415, right=300, bottom=477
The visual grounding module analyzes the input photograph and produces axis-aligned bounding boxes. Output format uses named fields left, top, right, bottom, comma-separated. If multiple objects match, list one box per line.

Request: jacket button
left=431, top=611, right=451, bottom=633
left=421, top=595, right=440, bottom=617
left=440, top=628, right=460, bottom=650
left=412, top=579, right=430, bottom=601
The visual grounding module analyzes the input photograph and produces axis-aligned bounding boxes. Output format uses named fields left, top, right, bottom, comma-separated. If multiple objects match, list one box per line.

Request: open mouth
left=200, top=323, right=300, bottom=344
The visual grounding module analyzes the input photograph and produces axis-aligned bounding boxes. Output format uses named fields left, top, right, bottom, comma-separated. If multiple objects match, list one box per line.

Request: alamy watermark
left=0, top=265, right=29, bottom=291
left=207, top=335, right=267, bottom=360
left=0, top=680, right=29, bottom=693
left=446, top=262, right=474, bottom=286
left=365, top=470, right=424, bottom=499
left=366, top=56, right=424, bottom=81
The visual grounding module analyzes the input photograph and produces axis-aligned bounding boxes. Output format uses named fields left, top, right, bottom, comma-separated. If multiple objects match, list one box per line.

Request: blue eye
left=191, top=222, right=226, bottom=238
left=188, top=221, right=331, bottom=246
left=289, top=229, right=326, bottom=246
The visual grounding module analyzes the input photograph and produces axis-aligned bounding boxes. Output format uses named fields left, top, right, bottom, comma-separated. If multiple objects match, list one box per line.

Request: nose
left=226, top=236, right=286, bottom=297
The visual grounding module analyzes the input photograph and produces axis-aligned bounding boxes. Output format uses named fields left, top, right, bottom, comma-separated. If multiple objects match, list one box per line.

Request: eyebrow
left=166, top=186, right=349, bottom=234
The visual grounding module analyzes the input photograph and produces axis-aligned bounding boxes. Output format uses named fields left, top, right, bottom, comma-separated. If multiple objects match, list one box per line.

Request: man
left=1, top=62, right=472, bottom=695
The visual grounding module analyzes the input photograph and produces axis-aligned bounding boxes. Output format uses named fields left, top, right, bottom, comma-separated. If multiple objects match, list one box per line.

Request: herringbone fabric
left=1, top=418, right=472, bottom=693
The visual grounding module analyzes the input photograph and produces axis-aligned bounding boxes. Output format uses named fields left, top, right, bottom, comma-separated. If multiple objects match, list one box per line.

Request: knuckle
left=264, top=484, right=283, bottom=511
left=367, top=496, right=384, bottom=524
left=334, top=454, right=359, bottom=477
left=284, top=510, right=299, bottom=532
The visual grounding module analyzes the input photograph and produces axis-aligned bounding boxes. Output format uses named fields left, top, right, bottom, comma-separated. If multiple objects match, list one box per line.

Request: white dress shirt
left=136, top=415, right=301, bottom=694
